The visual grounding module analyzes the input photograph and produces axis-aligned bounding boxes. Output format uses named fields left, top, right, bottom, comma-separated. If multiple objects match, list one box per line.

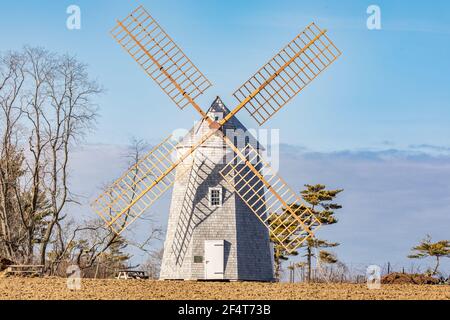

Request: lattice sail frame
left=233, top=22, right=341, bottom=125
left=92, top=135, right=193, bottom=234
left=111, top=5, right=212, bottom=110
left=95, top=5, right=341, bottom=237
left=220, top=144, right=321, bottom=253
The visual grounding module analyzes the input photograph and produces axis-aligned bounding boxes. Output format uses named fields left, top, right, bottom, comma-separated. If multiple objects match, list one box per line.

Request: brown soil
left=0, top=278, right=448, bottom=300
left=382, top=273, right=440, bottom=285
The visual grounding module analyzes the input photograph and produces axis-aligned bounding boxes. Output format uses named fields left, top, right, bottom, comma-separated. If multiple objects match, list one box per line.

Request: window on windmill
left=212, top=112, right=222, bottom=121
left=194, top=256, right=203, bottom=263
left=209, top=188, right=222, bottom=207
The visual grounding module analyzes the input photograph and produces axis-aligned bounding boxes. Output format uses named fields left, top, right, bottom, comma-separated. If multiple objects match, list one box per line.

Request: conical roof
left=177, top=97, right=262, bottom=151
left=208, top=96, right=228, bottom=113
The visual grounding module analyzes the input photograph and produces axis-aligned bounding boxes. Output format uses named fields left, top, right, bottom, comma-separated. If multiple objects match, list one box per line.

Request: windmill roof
left=177, top=97, right=264, bottom=151
left=208, top=96, right=229, bottom=113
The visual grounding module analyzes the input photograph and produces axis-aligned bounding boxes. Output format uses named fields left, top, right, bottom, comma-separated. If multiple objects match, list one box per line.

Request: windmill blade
left=220, top=143, right=321, bottom=253
left=111, top=5, right=212, bottom=110
left=91, top=135, right=193, bottom=234
left=232, top=22, right=341, bottom=125
left=92, top=124, right=222, bottom=234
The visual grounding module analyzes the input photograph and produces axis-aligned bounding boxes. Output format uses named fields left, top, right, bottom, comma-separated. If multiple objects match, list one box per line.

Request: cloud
left=409, top=143, right=450, bottom=155
left=69, top=142, right=450, bottom=272
left=277, top=144, right=450, bottom=272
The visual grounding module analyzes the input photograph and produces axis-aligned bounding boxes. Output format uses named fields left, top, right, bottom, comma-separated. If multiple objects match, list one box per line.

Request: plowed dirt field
left=0, top=278, right=448, bottom=300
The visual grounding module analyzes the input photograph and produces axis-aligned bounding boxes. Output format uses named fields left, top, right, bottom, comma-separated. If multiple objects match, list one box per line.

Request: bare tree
left=0, top=50, right=27, bottom=261
left=47, top=137, right=163, bottom=277
left=1, top=49, right=164, bottom=275
left=35, top=51, right=101, bottom=267
left=142, top=247, right=164, bottom=279
left=0, top=47, right=101, bottom=267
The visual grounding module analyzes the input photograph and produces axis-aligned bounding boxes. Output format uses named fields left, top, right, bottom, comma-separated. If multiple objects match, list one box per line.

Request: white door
left=204, top=240, right=224, bottom=280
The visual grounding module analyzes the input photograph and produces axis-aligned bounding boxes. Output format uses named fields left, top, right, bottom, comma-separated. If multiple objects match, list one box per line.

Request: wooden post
left=289, top=262, right=295, bottom=283
left=94, top=261, right=100, bottom=279
left=292, top=264, right=295, bottom=283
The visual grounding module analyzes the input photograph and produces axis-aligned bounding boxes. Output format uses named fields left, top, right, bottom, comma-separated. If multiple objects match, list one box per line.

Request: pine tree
left=267, top=210, right=299, bottom=281
left=408, top=235, right=449, bottom=275
left=102, top=236, right=131, bottom=276
left=268, top=184, right=343, bottom=282
left=319, top=250, right=338, bottom=264
left=298, top=184, right=343, bottom=282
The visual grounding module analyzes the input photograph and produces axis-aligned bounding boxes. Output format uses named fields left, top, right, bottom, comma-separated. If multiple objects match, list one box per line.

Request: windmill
left=92, top=5, right=341, bottom=281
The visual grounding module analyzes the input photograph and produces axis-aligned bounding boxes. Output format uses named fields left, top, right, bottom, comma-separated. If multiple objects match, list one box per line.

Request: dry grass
left=0, top=278, right=448, bottom=300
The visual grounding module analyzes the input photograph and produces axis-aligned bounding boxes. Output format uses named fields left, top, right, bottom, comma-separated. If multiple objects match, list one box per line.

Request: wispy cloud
left=409, top=143, right=450, bottom=155
left=277, top=143, right=450, bottom=270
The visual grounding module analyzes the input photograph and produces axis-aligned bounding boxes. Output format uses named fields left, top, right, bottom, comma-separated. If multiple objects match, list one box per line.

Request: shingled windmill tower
left=160, top=97, right=273, bottom=281
left=92, top=5, right=341, bottom=281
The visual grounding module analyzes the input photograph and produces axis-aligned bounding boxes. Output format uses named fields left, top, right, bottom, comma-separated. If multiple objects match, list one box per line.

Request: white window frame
left=208, top=187, right=223, bottom=207
left=209, top=112, right=223, bottom=122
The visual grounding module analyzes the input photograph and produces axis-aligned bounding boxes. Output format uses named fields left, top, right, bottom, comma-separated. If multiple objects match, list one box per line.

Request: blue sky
left=1, top=1, right=449, bottom=273
left=1, top=0, right=450, bottom=150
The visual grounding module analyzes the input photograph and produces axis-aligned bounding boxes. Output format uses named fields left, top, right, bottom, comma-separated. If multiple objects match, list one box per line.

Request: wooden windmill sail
left=92, top=5, right=342, bottom=273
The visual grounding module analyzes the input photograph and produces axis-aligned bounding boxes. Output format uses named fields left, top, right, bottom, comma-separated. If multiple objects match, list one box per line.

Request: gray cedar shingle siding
left=160, top=97, right=274, bottom=281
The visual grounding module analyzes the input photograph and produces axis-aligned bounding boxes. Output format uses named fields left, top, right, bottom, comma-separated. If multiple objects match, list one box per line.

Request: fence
left=285, top=261, right=443, bottom=283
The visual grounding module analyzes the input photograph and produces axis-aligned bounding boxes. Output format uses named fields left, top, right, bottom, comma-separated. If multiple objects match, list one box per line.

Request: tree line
left=0, top=47, right=162, bottom=277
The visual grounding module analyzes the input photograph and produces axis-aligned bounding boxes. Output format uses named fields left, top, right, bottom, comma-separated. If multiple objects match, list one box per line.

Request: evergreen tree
left=267, top=210, right=299, bottom=281
left=298, top=184, right=343, bottom=282
left=319, top=250, right=338, bottom=264
left=101, top=236, right=131, bottom=276
left=268, top=184, right=343, bottom=282
left=408, top=235, right=449, bottom=275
